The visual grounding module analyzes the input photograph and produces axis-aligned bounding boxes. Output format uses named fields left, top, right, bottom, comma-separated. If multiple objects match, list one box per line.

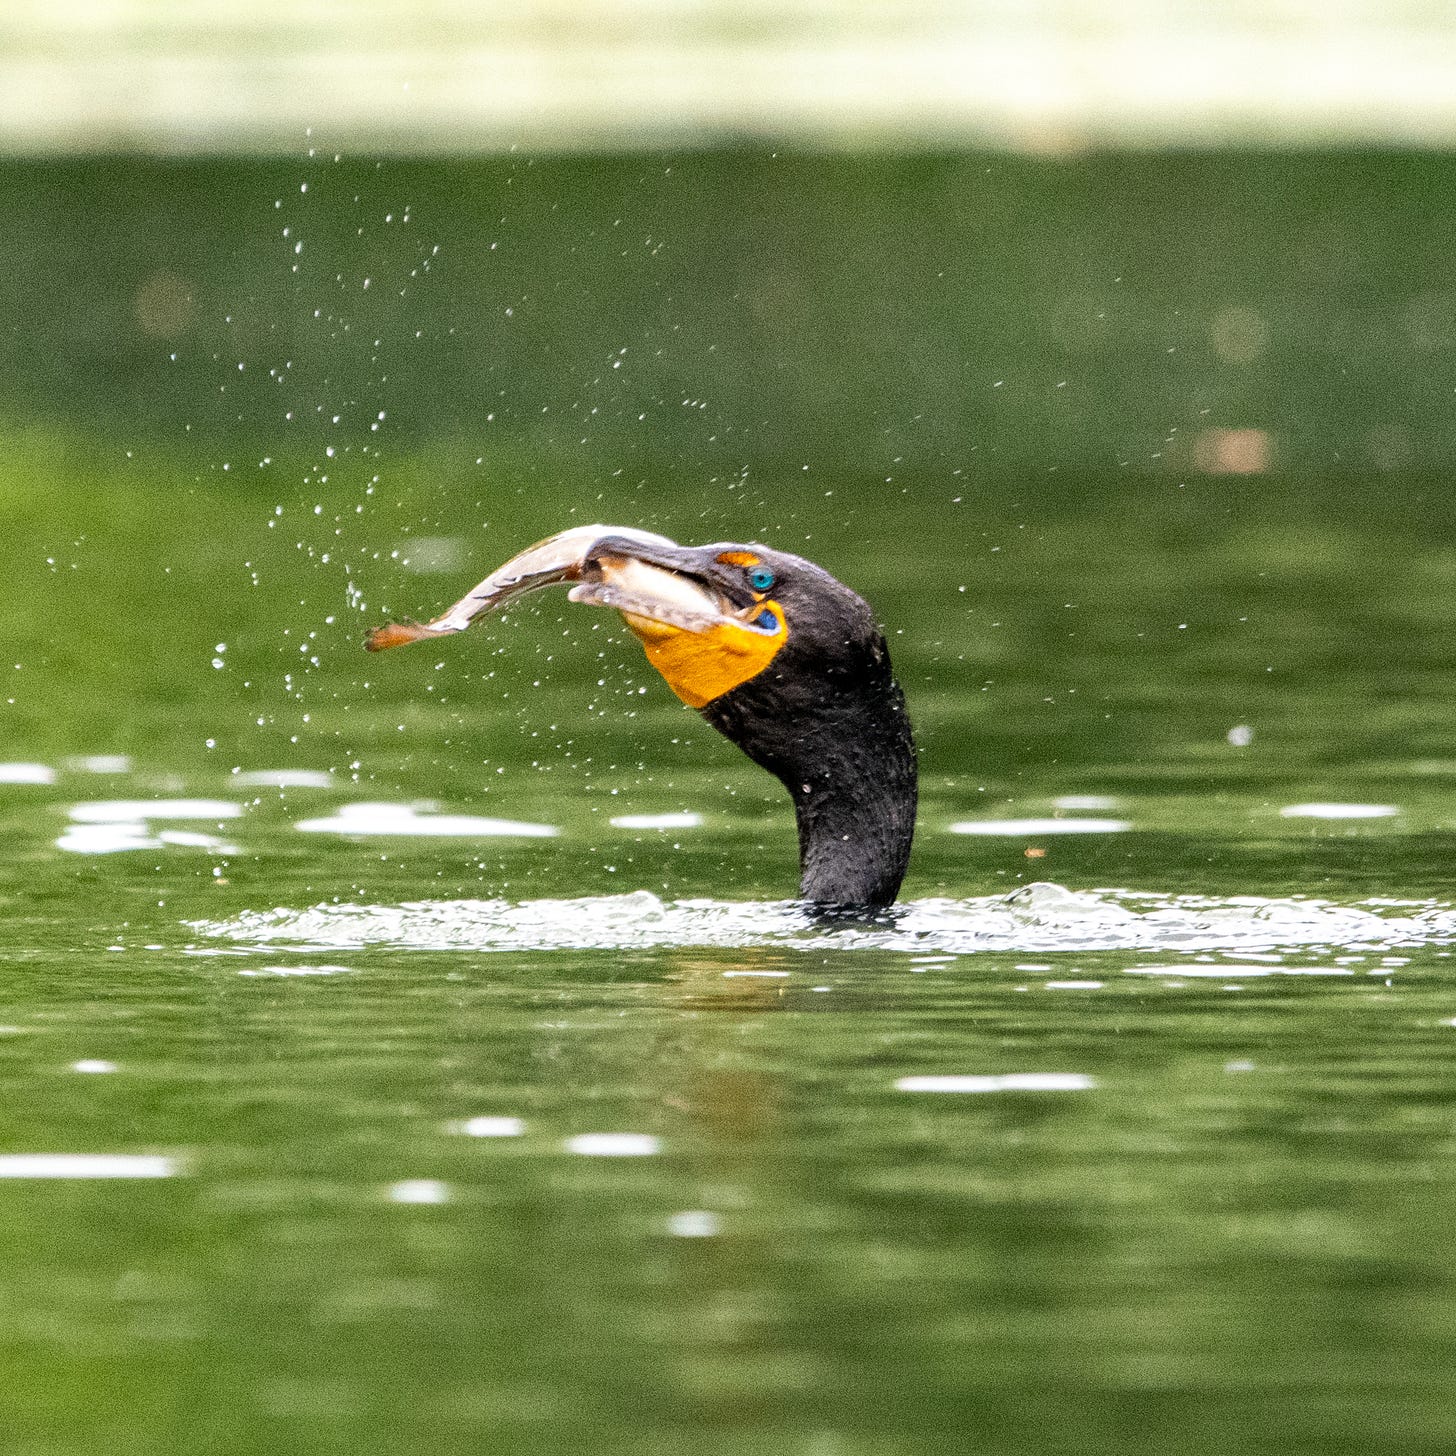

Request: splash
left=192, top=881, right=1456, bottom=957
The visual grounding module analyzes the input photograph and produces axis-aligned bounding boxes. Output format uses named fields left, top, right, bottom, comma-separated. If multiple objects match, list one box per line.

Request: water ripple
left=192, top=881, right=1456, bottom=957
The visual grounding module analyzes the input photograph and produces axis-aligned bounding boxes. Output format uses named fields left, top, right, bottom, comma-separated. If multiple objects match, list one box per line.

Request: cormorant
left=366, top=525, right=917, bottom=907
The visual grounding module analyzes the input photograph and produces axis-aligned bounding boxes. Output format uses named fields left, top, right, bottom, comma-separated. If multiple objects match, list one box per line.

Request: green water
left=6, top=150, right=1456, bottom=1454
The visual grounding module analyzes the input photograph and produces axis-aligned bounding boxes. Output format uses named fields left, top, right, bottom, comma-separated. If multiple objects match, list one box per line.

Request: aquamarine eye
left=748, top=566, right=775, bottom=591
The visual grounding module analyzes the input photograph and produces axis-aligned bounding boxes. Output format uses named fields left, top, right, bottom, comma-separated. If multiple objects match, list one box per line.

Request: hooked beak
left=365, top=524, right=752, bottom=652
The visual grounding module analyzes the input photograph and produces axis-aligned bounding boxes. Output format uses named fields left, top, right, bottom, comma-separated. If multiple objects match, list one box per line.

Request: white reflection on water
left=1280, top=803, right=1400, bottom=819
left=896, top=1073, right=1096, bottom=1093
left=237, top=769, right=335, bottom=787
left=58, top=800, right=243, bottom=853
left=0, top=1154, right=178, bottom=1178
left=293, top=802, right=558, bottom=838
left=453, top=1116, right=525, bottom=1138
left=388, top=1179, right=451, bottom=1204
left=566, top=1133, right=661, bottom=1157
left=1126, top=963, right=1352, bottom=977
left=71, top=1059, right=118, bottom=1073
left=667, top=1210, right=721, bottom=1237
left=195, top=881, right=1456, bottom=957
left=57, top=822, right=236, bottom=855
left=949, top=818, right=1131, bottom=835
left=57, top=822, right=154, bottom=854
left=609, top=811, right=703, bottom=829
left=236, top=964, right=355, bottom=978
left=0, top=762, right=56, bottom=784
left=68, top=799, right=242, bottom=821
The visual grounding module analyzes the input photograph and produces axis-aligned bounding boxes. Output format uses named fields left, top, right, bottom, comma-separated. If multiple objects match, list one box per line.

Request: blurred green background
left=7, top=150, right=1456, bottom=479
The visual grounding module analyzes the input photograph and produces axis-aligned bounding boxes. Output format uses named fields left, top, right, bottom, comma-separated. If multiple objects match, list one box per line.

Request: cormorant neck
left=787, top=682, right=917, bottom=906
left=701, top=662, right=917, bottom=908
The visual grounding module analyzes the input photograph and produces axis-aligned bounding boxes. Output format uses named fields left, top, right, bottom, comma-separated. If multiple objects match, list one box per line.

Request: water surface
left=6, top=444, right=1456, bottom=1455
left=11, top=136, right=1456, bottom=1456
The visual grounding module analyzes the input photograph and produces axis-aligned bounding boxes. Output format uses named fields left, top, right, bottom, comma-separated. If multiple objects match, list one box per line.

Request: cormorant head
left=366, top=526, right=917, bottom=907
left=570, top=534, right=874, bottom=702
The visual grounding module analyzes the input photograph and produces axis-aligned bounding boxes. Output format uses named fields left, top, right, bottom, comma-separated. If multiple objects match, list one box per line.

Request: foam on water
left=193, top=881, right=1456, bottom=957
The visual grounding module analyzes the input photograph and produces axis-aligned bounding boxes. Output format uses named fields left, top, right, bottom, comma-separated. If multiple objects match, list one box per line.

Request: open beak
left=365, top=524, right=744, bottom=652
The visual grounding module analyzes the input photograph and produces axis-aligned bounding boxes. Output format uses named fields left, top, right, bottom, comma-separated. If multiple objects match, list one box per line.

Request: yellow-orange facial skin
left=623, top=601, right=787, bottom=709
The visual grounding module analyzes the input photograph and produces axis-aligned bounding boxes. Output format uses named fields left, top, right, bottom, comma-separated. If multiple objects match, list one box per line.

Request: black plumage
left=578, top=537, right=919, bottom=907
left=692, top=548, right=917, bottom=906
